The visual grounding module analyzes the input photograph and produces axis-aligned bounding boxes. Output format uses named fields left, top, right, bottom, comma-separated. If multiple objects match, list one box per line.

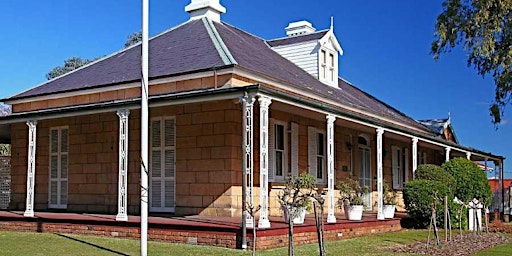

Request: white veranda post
left=466, top=152, right=471, bottom=160
left=24, top=120, right=37, bottom=217
left=326, top=115, right=336, bottom=223
left=445, top=147, right=451, bottom=163
left=116, top=110, right=130, bottom=221
left=412, top=137, right=418, bottom=179
left=242, top=95, right=255, bottom=227
left=258, top=96, right=272, bottom=228
left=376, top=128, right=384, bottom=220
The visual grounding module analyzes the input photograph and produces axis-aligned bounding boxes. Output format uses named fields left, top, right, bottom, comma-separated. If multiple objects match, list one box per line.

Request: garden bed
left=389, top=232, right=511, bottom=255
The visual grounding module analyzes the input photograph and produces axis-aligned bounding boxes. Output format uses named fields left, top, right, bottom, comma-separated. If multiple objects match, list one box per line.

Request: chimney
left=285, top=21, right=316, bottom=37
left=185, top=0, right=226, bottom=22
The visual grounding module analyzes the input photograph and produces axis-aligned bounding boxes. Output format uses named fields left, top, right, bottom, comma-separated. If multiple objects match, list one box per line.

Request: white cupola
left=285, top=21, right=316, bottom=37
left=185, top=0, right=226, bottom=23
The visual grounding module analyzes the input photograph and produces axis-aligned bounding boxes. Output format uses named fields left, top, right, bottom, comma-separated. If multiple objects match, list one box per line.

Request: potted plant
left=278, top=173, right=316, bottom=224
left=337, top=178, right=369, bottom=220
left=284, top=198, right=312, bottom=224
left=382, top=181, right=397, bottom=218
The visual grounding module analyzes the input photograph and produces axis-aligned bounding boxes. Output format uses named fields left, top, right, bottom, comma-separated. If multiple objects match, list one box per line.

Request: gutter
left=0, top=85, right=257, bottom=125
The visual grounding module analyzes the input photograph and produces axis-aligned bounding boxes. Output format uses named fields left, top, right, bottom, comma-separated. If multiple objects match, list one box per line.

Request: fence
left=0, top=156, right=10, bottom=209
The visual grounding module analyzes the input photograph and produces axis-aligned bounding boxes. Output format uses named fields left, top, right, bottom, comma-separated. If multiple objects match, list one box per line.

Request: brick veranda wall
left=0, top=217, right=401, bottom=250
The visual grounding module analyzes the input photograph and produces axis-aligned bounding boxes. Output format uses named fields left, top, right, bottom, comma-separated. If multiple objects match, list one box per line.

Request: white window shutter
left=164, top=119, right=176, bottom=209
left=164, top=119, right=175, bottom=148
left=308, top=127, right=317, bottom=179
left=267, top=119, right=275, bottom=182
left=150, top=120, right=162, bottom=208
left=404, top=148, right=409, bottom=186
left=61, top=129, right=68, bottom=153
left=391, top=146, right=400, bottom=189
left=49, top=128, right=68, bottom=208
left=50, top=181, right=58, bottom=204
left=60, top=180, right=68, bottom=205
left=151, top=120, right=161, bottom=148
left=150, top=117, right=176, bottom=212
left=291, top=122, right=299, bottom=178
left=51, top=130, right=58, bottom=153
left=164, top=179, right=174, bottom=208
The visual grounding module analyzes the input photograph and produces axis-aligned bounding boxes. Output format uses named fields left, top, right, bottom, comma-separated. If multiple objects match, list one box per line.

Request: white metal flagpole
left=140, top=0, right=149, bottom=255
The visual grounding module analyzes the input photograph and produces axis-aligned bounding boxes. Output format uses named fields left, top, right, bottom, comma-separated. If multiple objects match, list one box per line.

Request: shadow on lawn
left=57, top=234, right=130, bottom=256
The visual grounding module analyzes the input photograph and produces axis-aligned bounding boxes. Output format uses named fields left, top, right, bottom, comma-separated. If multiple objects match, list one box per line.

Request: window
left=308, top=127, right=326, bottom=183
left=418, top=151, right=427, bottom=165
left=320, top=50, right=327, bottom=80
left=275, top=123, right=285, bottom=178
left=49, top=127, right=68, bottom=209
left=269, top=120, right=288, bottom=181
left=358, top=135, right=372, bottom=208
left=392, top=146, right=409, bottom=189
left=329, top=53, right=335, bottom=81
left=316, top=133, right=325, bottom=180
left=319, top=49, right=336, bottom=84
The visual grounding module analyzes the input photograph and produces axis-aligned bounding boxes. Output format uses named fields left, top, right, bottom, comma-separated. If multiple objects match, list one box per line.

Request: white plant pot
left=344, top=205, right=364, bottom=221
left=383, top=205, right=396, bottom=219
left=283, top=206, right=307, bottom=224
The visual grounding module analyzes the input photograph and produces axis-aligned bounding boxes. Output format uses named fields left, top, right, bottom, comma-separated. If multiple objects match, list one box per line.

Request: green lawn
left=0, top=230, right=507, bottom=255
left=473, top=243, right=512, bottom=256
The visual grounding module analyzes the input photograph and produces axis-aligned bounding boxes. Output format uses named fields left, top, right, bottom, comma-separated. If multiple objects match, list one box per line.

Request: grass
left=0, top=230, right=508, bottom=255
left=475, top=242, right=512, bottom=256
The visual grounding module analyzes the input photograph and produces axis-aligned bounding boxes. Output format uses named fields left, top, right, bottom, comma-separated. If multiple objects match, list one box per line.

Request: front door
left=358, top=147, right=372, bottom=209
left=150, top=117, right=176, bottom=212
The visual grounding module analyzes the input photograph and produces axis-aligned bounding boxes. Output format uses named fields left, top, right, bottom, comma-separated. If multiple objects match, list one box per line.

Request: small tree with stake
left=245, top=201, right=260, bottom=256
left=311, top=191, right=327, bottom=256
left=277, top=173, right=316, bottom=256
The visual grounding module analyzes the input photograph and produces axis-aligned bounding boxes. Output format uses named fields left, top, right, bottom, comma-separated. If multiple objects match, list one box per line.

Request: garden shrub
left=442, top=158, right=492, bottom=206
left=403, top=179, right=454, bottom=228
left=415, top=164, right=456, bottom=193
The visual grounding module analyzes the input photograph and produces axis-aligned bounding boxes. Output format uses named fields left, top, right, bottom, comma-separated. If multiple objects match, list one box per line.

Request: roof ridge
left=267, top=29, right=330, bottom=42
left=5, top=19, right=198, bottom=101
left=220, top=21, right=269, bottom=42
left=202, top=18, right=237, bottom=65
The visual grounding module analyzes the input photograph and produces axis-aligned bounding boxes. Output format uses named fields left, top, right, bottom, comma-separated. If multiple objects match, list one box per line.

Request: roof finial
left=330, top=16, right=334, bottom=31
left=448, top=111, right=451, bottom=122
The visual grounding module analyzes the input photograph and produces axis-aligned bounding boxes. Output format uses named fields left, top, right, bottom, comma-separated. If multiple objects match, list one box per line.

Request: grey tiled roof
left=6, top=18, right=429, bottom=133
left=266, top=30, right=329, bottom=47
left=215, top=22, right=428, bottom=132
left=10, top=19, right=227, bottom=99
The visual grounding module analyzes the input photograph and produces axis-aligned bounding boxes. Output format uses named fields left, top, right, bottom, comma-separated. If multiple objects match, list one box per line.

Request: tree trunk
left=313, top=202, right=325, bottom=256
left=288, top=217, right=294, bottom=256
left=319, top=201, right=326, bottom=256
left=252, top=222, right=256, bottom=256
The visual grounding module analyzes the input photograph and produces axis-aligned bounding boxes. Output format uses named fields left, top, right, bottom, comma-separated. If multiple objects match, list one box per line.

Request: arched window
left=358, top=135, right=370, bottom=147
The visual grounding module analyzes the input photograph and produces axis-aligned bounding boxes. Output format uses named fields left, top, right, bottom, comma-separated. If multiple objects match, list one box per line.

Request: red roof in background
left=488, top=178, right=512, bottom=192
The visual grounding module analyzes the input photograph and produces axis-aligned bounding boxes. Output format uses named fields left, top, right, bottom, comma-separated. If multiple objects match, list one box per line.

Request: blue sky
left=0, top=0, right=509, bottom=177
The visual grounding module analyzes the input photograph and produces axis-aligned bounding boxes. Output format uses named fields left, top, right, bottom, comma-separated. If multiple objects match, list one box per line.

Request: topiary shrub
left=442, top=158, right=492, bottom=206
left=403, top=179, right=455, bottom=228
left=416, top=164, right=456, bottom=193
